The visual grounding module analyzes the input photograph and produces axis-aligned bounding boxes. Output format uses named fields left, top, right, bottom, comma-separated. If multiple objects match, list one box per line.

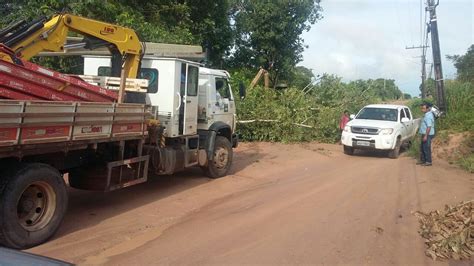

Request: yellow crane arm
left=9, top=14, right=142, bottom=78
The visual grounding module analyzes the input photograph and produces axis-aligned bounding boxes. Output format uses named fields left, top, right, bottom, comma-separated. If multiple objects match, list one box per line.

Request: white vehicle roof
left=199, top=67, right=230, bottom=78
left=364, top=104, right=408, bottom=109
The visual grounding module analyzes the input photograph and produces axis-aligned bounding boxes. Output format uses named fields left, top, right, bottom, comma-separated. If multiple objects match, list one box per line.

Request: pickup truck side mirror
left=350, top=114, right=355, bottom=120
left=401, top=117, right=410, bottom=123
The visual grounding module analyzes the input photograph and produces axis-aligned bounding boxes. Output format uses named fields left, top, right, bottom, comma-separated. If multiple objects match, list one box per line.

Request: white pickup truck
left=341, top=104, right=420, bottom=158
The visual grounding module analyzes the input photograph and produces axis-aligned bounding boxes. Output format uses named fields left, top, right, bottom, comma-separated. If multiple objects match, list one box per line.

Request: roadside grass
left=457, top=154, right=474, bottom=173
left=457, top=136, right=474, bottom=173
left=408, top=130, right=474, bottom=173
left=407, top=137, right=420, bottom=159
left=407, top=81, right=473, bottom=172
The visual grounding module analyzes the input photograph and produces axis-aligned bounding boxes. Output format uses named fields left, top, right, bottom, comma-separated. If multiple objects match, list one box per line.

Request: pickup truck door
left=404, top=107, right=417, bottom=137
left=400, top=108, right=416, bottom=140
left=399, top=108, right=409, bottom=140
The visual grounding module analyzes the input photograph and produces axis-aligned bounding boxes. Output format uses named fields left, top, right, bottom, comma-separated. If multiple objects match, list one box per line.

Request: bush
left=438, top=81, right=474, bottom=132
left=229, top=70, right=409, bottom=143
left=230, top=73, right=384, bottom=143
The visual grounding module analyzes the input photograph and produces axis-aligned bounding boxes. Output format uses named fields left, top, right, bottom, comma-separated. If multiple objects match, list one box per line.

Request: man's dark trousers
left=420, top=135, right=434, bottom=163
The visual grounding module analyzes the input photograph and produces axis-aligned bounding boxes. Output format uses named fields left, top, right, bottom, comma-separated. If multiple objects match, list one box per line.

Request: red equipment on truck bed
left=0, top=45, right=118, bottom=102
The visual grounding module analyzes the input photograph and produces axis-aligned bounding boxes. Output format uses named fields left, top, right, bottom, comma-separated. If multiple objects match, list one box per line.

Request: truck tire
left=203, top=136, right=233, bottom=179
left=343, top=145, right=354, bottom=155
left=0, top=163, right=68, bottom=249
left=388, top=137, right=401, bottom=159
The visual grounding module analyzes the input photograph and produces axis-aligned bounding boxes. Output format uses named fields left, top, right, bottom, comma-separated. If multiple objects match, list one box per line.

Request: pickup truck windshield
left=356, top=107, right=398, bottom=122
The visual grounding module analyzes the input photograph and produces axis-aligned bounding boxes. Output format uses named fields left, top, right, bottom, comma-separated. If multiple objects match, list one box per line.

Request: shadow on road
left=53, top=147, right=263, bottom=240
left=351, top=146, right=411, bottom=159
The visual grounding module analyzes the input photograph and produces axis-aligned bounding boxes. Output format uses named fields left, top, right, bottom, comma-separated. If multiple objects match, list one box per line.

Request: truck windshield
left=356, top=108, right=398, bottom=122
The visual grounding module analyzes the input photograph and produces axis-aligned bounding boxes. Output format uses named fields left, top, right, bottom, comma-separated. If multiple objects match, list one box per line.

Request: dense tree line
left=0, top=0, right=320, bottom=76
left=0, top=1, right=405, bottom=96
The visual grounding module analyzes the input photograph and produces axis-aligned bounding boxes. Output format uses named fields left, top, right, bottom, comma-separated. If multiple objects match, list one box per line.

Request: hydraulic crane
left=1, top=13, right=142, bottom=78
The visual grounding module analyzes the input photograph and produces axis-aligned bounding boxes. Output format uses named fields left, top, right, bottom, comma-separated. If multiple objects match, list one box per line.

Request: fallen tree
left=414, top=200, right=474, bottom=261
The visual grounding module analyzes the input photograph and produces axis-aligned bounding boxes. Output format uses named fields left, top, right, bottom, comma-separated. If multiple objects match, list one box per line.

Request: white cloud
left=300, top=0, right=474, bottom=96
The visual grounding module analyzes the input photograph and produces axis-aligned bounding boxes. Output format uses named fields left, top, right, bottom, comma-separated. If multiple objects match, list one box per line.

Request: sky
left=300, top=0, right=474, bottom=96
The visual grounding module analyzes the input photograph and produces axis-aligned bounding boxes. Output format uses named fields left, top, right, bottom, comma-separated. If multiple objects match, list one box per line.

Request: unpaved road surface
left=30, top=143, right=474, bottom=265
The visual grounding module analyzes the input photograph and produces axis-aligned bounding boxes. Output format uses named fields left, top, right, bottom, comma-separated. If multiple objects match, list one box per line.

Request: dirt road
left=30, top=142, right=473, bottom=265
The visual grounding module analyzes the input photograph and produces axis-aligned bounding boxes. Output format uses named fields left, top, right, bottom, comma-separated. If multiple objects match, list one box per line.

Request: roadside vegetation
left=231, top=73, right=403, bottom=142
left=408, top=45, right=474, bottom=173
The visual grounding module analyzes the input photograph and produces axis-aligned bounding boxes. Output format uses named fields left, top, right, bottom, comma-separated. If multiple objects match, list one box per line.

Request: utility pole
left=406, top=45, right=429, bottom=98
left=426, top=0, right=446, bottom=111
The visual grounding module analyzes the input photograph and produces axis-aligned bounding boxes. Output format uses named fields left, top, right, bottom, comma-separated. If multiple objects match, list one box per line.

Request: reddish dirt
left=433, top=132, right=473, bottom=163
left=29, top=142, right=474, bottom=265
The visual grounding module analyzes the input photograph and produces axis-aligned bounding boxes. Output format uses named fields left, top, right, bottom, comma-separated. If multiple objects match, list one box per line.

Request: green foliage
left=458, top=154, right=474, bottom=173
left=232, top=86, right=339, bottom=143
left=437, top=80, right=474, bottom=132
left=407, top=75, right=473, bottom=173
left=447, top=44, right=474, bottom=83
left=407, top=136, right=420, bottom=158
left=288, top=66, right=315, bottom=89
left=0, top=0, right=233, bottom=67
left=230, top=0, right=322, bottom=86
left=230, top=72, right=399, bottom=143
left=403, top=93, right=412, bottom=100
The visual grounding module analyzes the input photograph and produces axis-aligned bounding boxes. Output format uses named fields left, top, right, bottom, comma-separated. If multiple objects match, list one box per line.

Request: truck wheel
left=0, top=163, right=68, bottom=249
left=203, top=136, right=233, bottom=179
left=343, top=145, right=354, bottom=155
left=388, top=138, right=401, bottom=159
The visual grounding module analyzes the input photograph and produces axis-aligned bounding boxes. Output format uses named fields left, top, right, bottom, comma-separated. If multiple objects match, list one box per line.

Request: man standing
left=418, top=103, right=435, bottom=166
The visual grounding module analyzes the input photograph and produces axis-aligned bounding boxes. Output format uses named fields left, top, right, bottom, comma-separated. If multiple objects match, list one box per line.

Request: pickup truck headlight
left=379, top=128, right=394, bottom=135
left=343, top=125, right=351, bottom=132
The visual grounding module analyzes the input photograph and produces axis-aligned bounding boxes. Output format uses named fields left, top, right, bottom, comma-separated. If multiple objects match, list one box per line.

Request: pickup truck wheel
left=0, top=163, right=68, bottom=249
left=202, top=136, right=233, bottom=179
left=343, top=145, right=354, bottom=155
left=388, top=138, right=401, bottom=159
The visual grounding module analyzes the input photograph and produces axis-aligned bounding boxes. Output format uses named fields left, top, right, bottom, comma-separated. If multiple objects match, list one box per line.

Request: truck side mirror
left=350, top=114, right=355, bottom=120
left=401, top=117, right=410, bottom=123
left=239, top=82, right=246, bottom=100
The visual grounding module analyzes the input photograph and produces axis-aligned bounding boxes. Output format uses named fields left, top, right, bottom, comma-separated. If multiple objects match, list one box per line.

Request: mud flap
left=206, top=130, right=217, bottom=162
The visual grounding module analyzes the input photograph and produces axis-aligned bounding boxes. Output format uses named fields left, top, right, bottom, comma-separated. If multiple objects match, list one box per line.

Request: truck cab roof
left=199, top=67, right=230, bottom=78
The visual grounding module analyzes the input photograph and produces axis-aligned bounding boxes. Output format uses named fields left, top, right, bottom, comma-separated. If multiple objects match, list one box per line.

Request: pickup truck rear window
left=356, top=107, right=398, bottom=122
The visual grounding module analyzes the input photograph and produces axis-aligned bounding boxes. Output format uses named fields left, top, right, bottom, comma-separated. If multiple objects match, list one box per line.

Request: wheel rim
left=213, top=146, right=229, bottom=170
left=17, top=181, right=56, bottom=232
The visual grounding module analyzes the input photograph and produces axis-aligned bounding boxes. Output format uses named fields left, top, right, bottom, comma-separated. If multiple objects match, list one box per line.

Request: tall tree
left=230, top=0, right=322, bottom=87
left=0, top=0, right=234, bottom=67
left=289, top=66, right=315, bottom=89
left=447, top=44, right=474, bottom=83
left=187, top=0, right=233, bottom=67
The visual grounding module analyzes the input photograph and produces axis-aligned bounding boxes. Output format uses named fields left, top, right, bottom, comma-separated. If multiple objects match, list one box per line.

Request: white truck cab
left=341, top=104, right=420, bottom=158
left=83, top=55, right=238, bottom=177
left=197, top=67, right=237, bottom=146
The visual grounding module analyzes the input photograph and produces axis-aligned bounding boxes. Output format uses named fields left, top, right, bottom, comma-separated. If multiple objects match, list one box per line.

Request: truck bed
left=0, top=45, right=147, bottom=102
left=0, top=100, right=150, bottom=159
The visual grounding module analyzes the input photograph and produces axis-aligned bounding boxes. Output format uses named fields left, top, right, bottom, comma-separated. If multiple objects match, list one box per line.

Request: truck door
left=180, top=64, right=199, bottom=135
left=404, top=107, right=416, bottom=137
left=212, top=76, right=234, bottom=129
left=398, top=108, right=409, bottom=140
